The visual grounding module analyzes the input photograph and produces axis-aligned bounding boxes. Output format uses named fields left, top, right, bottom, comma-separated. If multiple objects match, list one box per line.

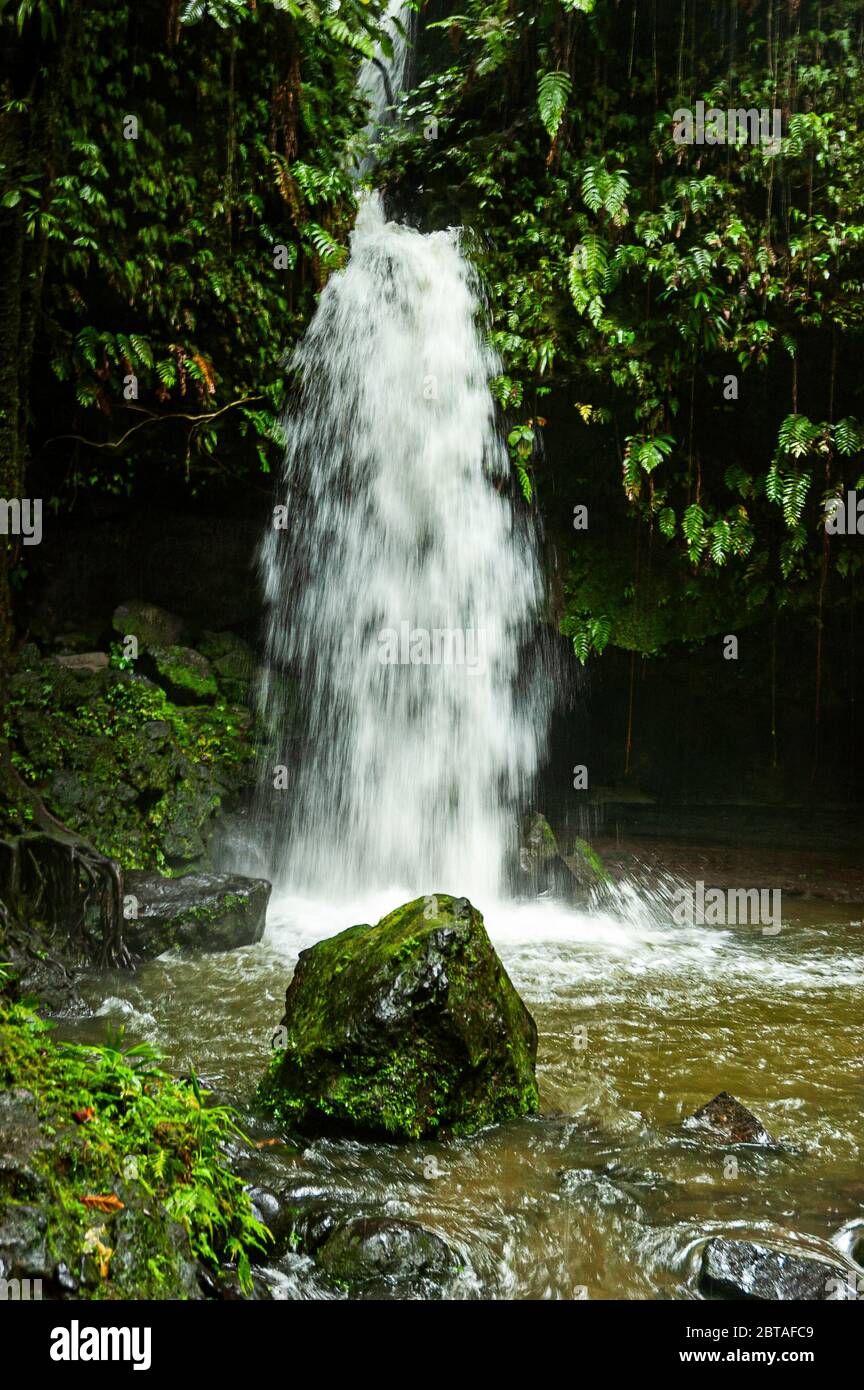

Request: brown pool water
left=60, top=883, right=864, bottom=1300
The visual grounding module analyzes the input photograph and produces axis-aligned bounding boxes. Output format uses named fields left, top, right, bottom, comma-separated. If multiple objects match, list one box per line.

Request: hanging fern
left=834, top=417, right=864, bottom=456
left=776, top=413, right=822, bottom=459
left=682, top=503, right=707, bottom=561
left=306, top=223, right=348, bottom=269
left=537, top=70, right=572, bottom=141
left=516, top=463, right=533, bottom=504
left=323, top=16, right=376, bottom=59
left=581, top=161, right=630, bottom=222
left=781, top=472, right=810, bottom=527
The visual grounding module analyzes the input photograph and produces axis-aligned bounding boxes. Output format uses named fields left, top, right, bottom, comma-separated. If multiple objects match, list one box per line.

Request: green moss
left=149, top=645, right=220, bottom=702
left=0, top=996, right=269, bottom=1298
left=5, top=649, right=259, bottom=869
left=259, top=894, right=539, bottom=1140
left=562, top=537, right=752, bottom=658
left=571, top=837, right=609, bottom=882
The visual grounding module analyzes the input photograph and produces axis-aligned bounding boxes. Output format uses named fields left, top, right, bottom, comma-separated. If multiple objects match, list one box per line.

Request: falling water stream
left=56, top=6, right=863, bottom=1300
left=255, top=189, right=547, bottom=904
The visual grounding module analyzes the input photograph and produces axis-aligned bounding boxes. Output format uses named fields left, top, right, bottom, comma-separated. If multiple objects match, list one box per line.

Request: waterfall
left=255, top=9, right=549, bottom=905
left=354, top=0, right=412, bottom=172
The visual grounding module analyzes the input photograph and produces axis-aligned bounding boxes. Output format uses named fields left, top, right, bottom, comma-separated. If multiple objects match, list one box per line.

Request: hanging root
left=7, top=763, right=133, bottom=972
left=75, top=842, right=133, bottom=970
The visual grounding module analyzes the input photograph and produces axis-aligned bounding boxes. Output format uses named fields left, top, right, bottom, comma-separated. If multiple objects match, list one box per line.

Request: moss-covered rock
left=198, top=631, right=255, bottom=705
left=259, top=893, right=539, bottom=1140
left=4, top=647, right=259, bottom=871
left=562, top=835, right=610, bottom=888
left=123, top=871, right=271, bottom=958
left=518, top=813, right=608, bottom=895
left=147, top=645, right=219, bottom=705
left=111, top=600, right=184, bottom=651
left=519, top=811, right=559, bottom=873
left=315, top=1216, right=459, bottom=1299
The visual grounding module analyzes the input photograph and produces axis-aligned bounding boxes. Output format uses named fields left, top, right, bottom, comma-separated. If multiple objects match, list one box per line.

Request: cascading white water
left=354, top=0, right=412, bottom=173
left=255, top=6, right=549, bottom=904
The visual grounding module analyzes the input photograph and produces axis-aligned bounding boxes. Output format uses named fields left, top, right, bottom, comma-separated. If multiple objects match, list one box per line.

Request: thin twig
left=43, top=395, right=266, bottom=451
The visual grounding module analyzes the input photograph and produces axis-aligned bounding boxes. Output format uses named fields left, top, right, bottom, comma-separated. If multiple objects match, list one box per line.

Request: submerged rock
left=684, top=1091, right=775, bottom=1145
left=259, top=893, right=539, bottom=1139
left=830, top=1217, right=864, bottom=1271
left=700, top=1238, right=852, bottom=1300
left=315, top=1217, right=459, bottom=1299
left=124, top=871, right=270, bottom=958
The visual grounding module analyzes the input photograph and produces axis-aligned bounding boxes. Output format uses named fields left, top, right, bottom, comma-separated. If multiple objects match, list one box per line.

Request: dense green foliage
left=0, top=988, right=268, bottom=1295
left=0, top=0, right=394, bottom=500
left=1, top=0, right=862, bottom=716
left=379, top=0, right=864, bottom=658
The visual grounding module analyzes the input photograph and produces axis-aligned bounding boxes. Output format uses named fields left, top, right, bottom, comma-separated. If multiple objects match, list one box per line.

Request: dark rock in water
left=124, top=871, right=270, bottom=958
left=829, top=1217, right=864, bottom=1271
left=259, top=893, right=539, bottom=1139
left=562, top=835, right=609, bottom=888
left=518, top=812, right=607, bottom=896
left=519, top=811, right=561, bottom=876
left=684, top=1091, right=775, bottom=1145
left=558, top=1160, right=673, bottom=1215
left=315, top=1217, right=459, bottom=1298
left=258, top=1194, right=345, bottom=1256
left=700, top=1238, right=852, bottom=1300
left=112, top=599, right=184, bottom=651
left=198, top=1265, right=273, bottom=1300
left=247, top=1186, right=283, bottom=1230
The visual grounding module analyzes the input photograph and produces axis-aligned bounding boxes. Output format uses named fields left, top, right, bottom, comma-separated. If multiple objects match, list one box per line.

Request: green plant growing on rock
left=0, top=997, right=270, bottom=1297
left=5, top=646, right=260, bottom=871
left=259, top=893, right=539, bottom=1140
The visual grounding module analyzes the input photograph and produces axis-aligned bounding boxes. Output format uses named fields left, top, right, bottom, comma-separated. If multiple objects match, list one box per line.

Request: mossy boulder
left=259, top=893, right=539, bottom=1140
left=519, top=813, right=607, bottom=895
left=147, top=645, right=219, bottom=705
left=562, top=835, right=610, bottom=888
left=519, top=811, right=559, bottom=876
left=198, top=631, right=255, bottom=705
left=112, top=600, right=184, bottom=651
